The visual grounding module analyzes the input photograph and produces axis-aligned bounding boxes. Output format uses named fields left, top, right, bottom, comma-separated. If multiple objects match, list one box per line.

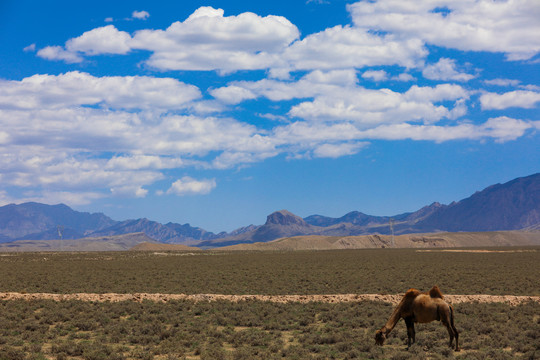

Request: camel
left=375, top=286, right=459, bottom=351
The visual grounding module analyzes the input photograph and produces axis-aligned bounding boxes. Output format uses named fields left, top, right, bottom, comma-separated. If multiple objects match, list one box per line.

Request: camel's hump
left=404, top=288, right=421, bottom=298
left=429, top=286, right=444, bottom=299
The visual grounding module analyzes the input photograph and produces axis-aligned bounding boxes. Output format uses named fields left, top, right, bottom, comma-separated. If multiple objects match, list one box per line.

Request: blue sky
left=1, top=0, right=539, bottom=232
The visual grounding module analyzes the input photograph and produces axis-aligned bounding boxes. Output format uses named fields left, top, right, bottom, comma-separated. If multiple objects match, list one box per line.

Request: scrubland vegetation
left=0, top=248, right=538, bottom=295
left=0, top=299, right=538, bottom=359
left=0, top=248, right=538, bottom=359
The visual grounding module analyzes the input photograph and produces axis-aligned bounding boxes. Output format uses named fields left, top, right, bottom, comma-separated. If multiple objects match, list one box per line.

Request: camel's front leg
left=404, top=317, right=415, bottom=349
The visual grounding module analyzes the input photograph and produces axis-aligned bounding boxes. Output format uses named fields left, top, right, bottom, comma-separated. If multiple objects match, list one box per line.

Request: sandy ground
left=0, top=292, right=538, bottom=306
left=416, top=249, right=537, bottom=253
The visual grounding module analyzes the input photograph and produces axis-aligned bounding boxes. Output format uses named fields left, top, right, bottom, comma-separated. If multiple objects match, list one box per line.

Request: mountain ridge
left=0, top=173, right=538, bottom=248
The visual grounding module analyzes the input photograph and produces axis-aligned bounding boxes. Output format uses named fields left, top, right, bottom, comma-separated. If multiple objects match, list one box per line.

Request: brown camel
left=375, top=286, right=459, bottom=351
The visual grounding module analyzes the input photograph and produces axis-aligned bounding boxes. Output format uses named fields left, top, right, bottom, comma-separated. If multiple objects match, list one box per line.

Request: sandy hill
left=0, top=232, right=156, bottom=252
left=130, top=242, right=201, bottom=251
left=219, top=231, right=540, bottom=251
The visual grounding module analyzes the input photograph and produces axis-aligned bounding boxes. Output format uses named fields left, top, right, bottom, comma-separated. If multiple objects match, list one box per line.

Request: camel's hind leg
left=404, top=316, right=415, bottom=349
left=440, top=306, right=459, bottom=351
left=449, top=305, right=459, bottom=351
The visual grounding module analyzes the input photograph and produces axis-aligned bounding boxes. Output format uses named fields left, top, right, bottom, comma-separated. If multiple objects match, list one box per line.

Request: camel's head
left=375, top=329, right=386, bottom=345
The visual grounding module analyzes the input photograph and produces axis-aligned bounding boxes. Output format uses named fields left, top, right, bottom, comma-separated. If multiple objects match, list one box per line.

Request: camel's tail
left=449, top=305, right=456, bottom=329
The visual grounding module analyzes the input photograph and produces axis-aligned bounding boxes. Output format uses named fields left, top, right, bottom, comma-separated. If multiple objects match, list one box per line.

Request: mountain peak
left=265, top=210, right=307, bottom=226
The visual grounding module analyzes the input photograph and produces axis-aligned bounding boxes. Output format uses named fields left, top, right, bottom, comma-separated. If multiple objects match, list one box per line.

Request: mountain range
left=0, top=173, right=538, bottom=248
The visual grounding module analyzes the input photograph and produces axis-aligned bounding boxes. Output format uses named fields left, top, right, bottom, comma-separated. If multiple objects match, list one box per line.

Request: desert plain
left=0, top=244, right=539, bottom=359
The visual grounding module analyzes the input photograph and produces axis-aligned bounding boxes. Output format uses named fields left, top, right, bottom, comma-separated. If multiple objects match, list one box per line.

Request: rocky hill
left=0, top=202, right=115, bottom=240
left=196, top=210, right=319, bottom=248
left=0, top=203, right=219, bottom=245
left=88, top=218, right=217, bottom=245
left=415, top=173, right=540, bottom=232
left=200, top=173, right=540, bottom=247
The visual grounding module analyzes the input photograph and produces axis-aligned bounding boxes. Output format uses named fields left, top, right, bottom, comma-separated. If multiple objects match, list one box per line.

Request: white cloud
left=281, top=25, right=427, bottom=72
left=66, top=25, right=131, bottom=55
left=484, top=78, right=521, bottom=87
left=0, top=72, right=278, bottom=201
left=422, top=58, right=475, bottom=82
left=23, top=44, right=36, bottom=52
left=21, top=191, right=105, bottom=206
left=362, top=70, right=388, bottom=82
left=37, top=45, right=83, bottom=63
left=130, top=7, right=300, bottom=73
left=0, top=71, right=201, bottom=111
left=0, top=67, right=535, bottom=206
left=167, top=177, right=216, bottom=195
left=105, top=155, right=186, bottom=171
left=211, top=150, right=278, bottom=169
left=36, top=6, right=429, bottom=74
left=0, top=131, right=9, bottom=144
left=519, top=85, right=540, bottom=91
left=213, top=72, right=470, bottom=128
left=480, top=90, right=540, bottom=110
left=288, top=83, right=469, bottom=125
left=271, top=114, right=535, bottom=154
left=313, top=142, right=367, bottom=158
left=348, top=0, right=540, bottom=61
left=212, top=69, right=359, bottom=105
left=302, top=69, right=359, bottom=86
left=358, top=117, right=533, bottom=143
left=35, top=1, right=540, bottom=77
left=132, top=10, right=150, bottom=20
left=392, top=73, right=415, bottom=82
left=38, top=26, right=132, bottom=62
left=210, top=86, right=257, bottom=105
left=479, top=116, right=533, bottom=142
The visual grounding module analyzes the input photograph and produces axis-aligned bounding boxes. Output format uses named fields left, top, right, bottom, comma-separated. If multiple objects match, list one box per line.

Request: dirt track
left=1, top=292, right=538, bottom=306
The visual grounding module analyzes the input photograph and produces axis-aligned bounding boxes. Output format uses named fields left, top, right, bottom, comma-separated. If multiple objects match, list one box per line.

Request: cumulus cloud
left=479, top=116, right=533, bottom=142
left=8, top=2, right=540, bottom=208
left=348, top=0, right=540, bottom=61
left=0, top=71, right=201, bottom=111
left=0, top=70, right=535, bottom=205
left=37, top=26, right=131, bottom=62
left=167, top=177, right=216, bottom=195
left=132, top=10, right=150, bottom=20
left=36, top=1, right=540, bottom=76
left=313, top=142, right=368, bottom=158
left=271, top=115, right=535, bottom=152
left=211, top=70, right=359, bottom=105
left=392, top=73, right=415, bottom=82
left=66, top=25, right=131, bottom=55
left=215, top=72, right=469, bottom=126
left=362, top=70, right=388, bottom=82
left=32, top=5, right=425, bottom=74
left=37, top=45, right=83, bottom=63
left=281, top=25, right=426, bottom=72
left=484, top=78, right=521, bottom=87
left=355, top=116, right=534, bottom=143
left=0, top=72, right=275, bottom=200
left=210, top=86, right=257, bottom=105
left=422, top=58, right=475, bottom=82
left=130, top=7, right=300, bottom=73
left=480, top=90, right=540, bottom=110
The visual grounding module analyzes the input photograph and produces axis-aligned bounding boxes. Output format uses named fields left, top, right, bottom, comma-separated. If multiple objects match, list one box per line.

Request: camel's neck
left=381, top=300, right=404, bottom=335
